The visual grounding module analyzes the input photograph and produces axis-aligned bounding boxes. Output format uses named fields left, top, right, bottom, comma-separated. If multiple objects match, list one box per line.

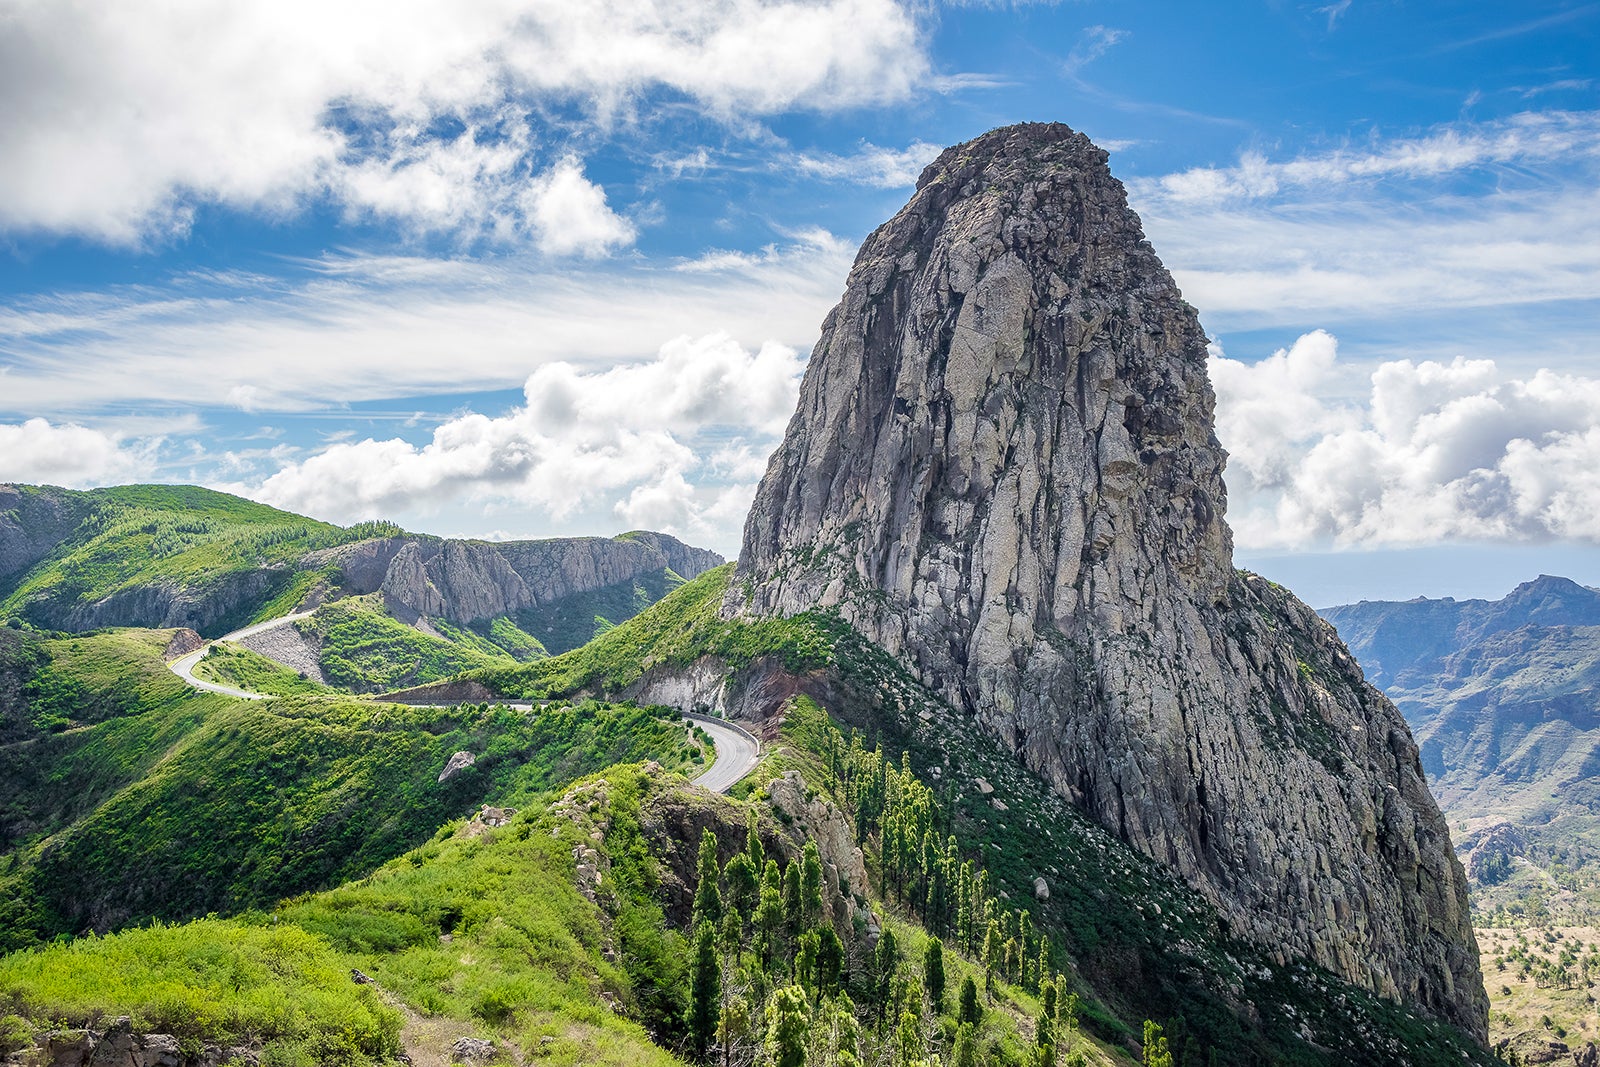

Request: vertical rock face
left=316, top=531, right=724, bottom=623
left=726, top=123, right=1486, bottom=1036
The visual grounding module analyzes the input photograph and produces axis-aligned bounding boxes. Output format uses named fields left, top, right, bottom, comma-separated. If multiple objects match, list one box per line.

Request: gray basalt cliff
left=313, top=530, right=723, bottom=625
left=725, top=123, right=1486, bottom=1036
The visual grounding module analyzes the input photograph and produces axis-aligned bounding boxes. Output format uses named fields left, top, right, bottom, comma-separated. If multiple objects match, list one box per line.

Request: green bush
left=0, top=918, right=400, bottom=1060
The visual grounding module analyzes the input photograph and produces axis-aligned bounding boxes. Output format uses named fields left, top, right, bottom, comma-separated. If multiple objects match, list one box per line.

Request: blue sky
left=1, top=0, right=1597, bottom=606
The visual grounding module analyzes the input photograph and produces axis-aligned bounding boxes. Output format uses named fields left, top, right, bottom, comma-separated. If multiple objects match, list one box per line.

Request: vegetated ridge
left=0, top=483, right=723, bottom=688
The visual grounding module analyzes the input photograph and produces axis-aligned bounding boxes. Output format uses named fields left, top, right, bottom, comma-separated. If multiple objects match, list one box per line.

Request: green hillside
left=0, top=483, right=400, bottom=636
left=463, top=566, right=1493, bottom=1065
left=0, top=565, right=1496, bottom=1066
left=0, top=624, right=707, bottom=949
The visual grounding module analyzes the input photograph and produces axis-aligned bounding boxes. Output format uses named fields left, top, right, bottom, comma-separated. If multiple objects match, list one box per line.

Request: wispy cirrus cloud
left=0, top=236, right=855, bottom=420
left=1064, top=25, right=1128, bottom=74
left=1143, top=110, right=1600, bottom=204
left=1129, top=110, right=1600, bottom=328
left=789, top=140, right=944, bottom=188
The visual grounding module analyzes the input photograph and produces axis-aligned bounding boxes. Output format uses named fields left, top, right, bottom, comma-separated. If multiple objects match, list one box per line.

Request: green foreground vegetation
left=0, top=564, right=1498, bottom=1066
left=0, top=625, right=707, bottom=949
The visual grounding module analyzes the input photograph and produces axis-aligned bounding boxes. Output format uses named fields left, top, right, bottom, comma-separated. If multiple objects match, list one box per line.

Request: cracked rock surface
left=726, top=122, right=1486, bottom=1037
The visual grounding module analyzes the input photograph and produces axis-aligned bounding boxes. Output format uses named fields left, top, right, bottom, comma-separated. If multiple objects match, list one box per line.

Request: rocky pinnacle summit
left=726, top=123, right=1486, bottom=1036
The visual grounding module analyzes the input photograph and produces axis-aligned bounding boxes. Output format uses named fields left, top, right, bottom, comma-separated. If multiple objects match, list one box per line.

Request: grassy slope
left=0, top=918, right=401, bottom=1064
left=193, top=642, right=329, bottom=696
left=295, top=597, right=512, bottom=692
left=0, top=768, right=699, bottom=1067
left=0, top=484, right=400, bottom=634
left=473, top=562, right=831, bottom=700
left=0, top=625, right=707, bottom=950
left=512, top=567, right=687, bottom=655
left=472, top=566, right=1494, bottom=1065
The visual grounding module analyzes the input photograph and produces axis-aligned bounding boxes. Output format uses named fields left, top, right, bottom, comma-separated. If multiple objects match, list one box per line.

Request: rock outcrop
left=312, top=531, right=723, bottom=625
left=725, top=123, right=1486, bottom=1036
left=0, top=485, right=88, bottom=584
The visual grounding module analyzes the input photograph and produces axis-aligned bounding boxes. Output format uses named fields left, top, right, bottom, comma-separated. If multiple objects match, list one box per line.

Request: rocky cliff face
left=726, top=123, right=1486, bottom=1036
left=0, top=485, right=89, bottom=584
left=314, top=531, right=723, bottom=625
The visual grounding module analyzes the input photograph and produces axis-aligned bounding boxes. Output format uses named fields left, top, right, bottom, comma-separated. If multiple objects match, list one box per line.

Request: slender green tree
left=1142, top=1021, right=1173, bottom=1067
left=800, top=840, right=825, bottom=928
left=874, top=927, right=900, bottom=1025
left=982, top=920, right=1001, bottom=999
left=746, top=809, right=764, bottom=870
left=796, top=930, right=820, bottom=1003
left=816, top=925, right=845, bottom=999
left=782, top=859, right=803, bottom=935
left=725, top=852, right=759, bottom=919
left=756, top=859, right=785, bottom=966
left=686, top=920, right=721, bottom=1062
left=953, top=1022, right=978, bottom=1067
left=958, top=975, right=982, bottom=1027
left=693, top=828, right=723, bottom=928
left=896, top=1009, right=923, bottom=1067
left=1035, top=1012, right=1056, bottom=1067
left=923, top=936, right=946, bottom=1015
left=766, top=985, right=810, bottom=1067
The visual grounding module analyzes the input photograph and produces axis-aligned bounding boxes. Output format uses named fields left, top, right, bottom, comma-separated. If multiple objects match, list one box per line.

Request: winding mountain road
left=166, top=614, right=760, bottom=793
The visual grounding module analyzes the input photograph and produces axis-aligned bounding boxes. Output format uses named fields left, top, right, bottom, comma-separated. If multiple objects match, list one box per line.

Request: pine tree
left=982, top=920, right=1000, bottom=999
left=816, top=925, right=845, bottom=999
left=724, top=852, right=759, bottom=920
left=782, top=859, right=803, bottom=936
left=1060, top=987, right=1079, bottom=1042
left=923, top=937, right=946, bottom=1015
left=766, top=985, right=809, bottom=1067
left=801, top=840, right=825, bottom=929
left=1142, top=1021, right=1173, bottom=1067
left=686, top=920, right=721, bottom=1063
left=958, top=975, right=982, bottom=1027
left=1035, top=1012, right=1056, bottom=1067
left=796, top=930, right=820, bottom=1003
left=896, top=1009, right=923, bottom=1067
left=953, top=1023, right=978, bottom=1067
left=693, top=829, right=723, bottom=928
left=746, top=809, right=765, bottom=871
left=756, top=859, right=785, bottom=966
left=874, top=927, right=900, bottom=1025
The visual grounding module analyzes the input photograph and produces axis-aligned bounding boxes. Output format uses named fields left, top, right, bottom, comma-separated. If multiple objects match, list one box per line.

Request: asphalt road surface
left=167, top=614, right=761, bottom=793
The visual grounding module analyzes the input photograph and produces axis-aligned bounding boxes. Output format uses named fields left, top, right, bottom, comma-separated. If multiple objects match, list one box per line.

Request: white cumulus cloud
left=0, top=0, right=928, bottom=245
left=1212, top=332, right=1600, bottom=548
left=0, top=418, right=159, bottom=488
left=241, top=333, right=801, bottom=542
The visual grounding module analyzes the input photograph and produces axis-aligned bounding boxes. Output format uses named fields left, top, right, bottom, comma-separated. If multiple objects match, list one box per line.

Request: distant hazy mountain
left=1323, top=576, right=1600, bottom=909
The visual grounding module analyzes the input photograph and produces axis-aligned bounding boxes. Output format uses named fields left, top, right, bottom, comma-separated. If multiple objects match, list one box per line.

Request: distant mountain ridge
left=1323, top=576, right=1600, bottom=911
left=0, top=483, right=723, bottom=652
left=1323, top=575, right=1600, bottom=690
